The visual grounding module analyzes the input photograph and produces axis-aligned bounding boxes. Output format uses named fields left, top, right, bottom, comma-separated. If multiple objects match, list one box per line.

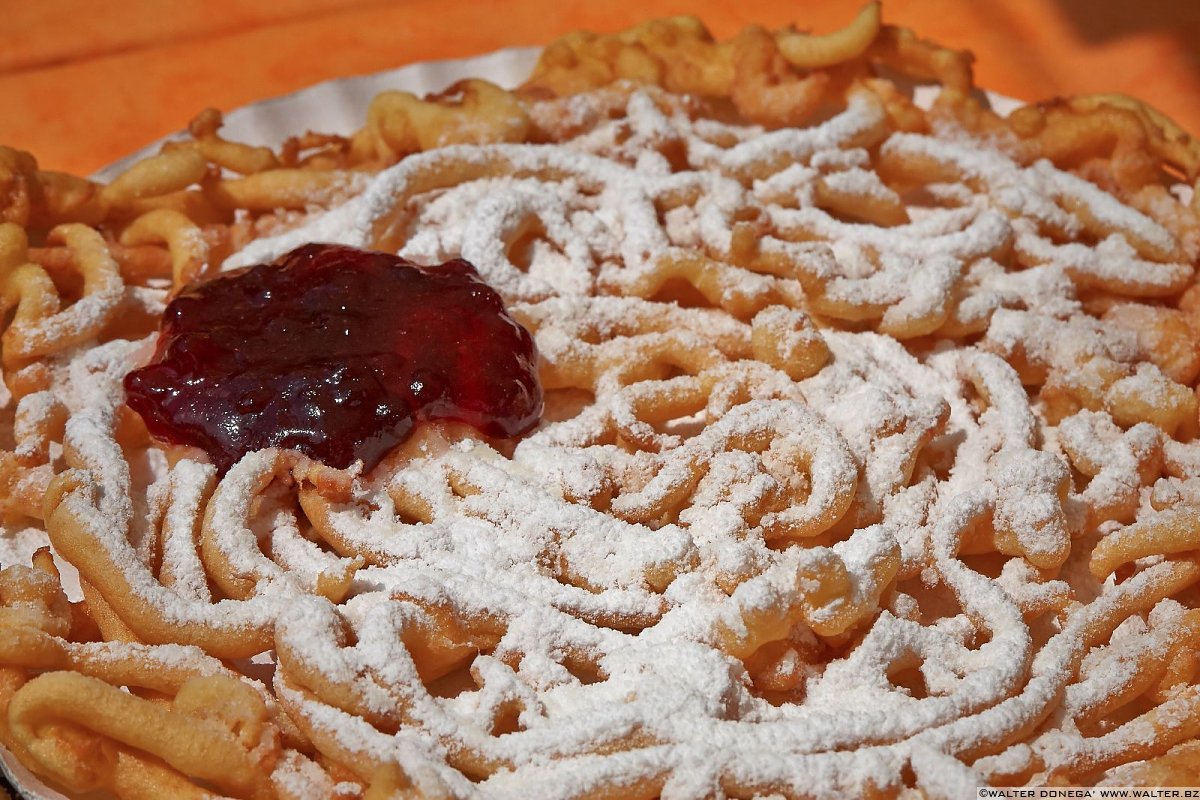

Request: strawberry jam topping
left=124, top=243, right=542, bottom=472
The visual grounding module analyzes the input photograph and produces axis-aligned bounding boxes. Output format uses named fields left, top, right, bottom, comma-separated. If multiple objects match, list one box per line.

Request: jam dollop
left=124, top=243, right=542, bottom=472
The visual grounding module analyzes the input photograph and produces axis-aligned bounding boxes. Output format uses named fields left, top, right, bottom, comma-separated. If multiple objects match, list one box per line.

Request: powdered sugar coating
left=7, top=79, right=1200, bottom=798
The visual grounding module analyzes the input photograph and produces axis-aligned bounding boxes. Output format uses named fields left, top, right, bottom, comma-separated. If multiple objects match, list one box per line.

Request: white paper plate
left=4, top=47, right=1023, bottom=799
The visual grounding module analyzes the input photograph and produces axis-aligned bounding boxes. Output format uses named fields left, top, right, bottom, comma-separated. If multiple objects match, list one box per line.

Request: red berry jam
left=124, top=243, right=542, bottom=472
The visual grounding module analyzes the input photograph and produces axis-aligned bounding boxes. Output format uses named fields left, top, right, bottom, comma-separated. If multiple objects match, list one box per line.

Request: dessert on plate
left=2, top=4, right=1200, bottom=797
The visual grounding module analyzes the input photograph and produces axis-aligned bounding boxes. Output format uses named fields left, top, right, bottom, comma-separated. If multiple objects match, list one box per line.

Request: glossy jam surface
left=125, top=243, right=542, bottom=471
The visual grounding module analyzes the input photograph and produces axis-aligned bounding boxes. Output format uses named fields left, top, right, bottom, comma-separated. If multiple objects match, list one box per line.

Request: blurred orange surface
left=2, top=0, right=1198, bottom=176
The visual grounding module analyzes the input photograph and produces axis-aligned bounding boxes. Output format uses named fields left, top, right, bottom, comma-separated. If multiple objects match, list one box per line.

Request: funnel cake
left=3, top=6, right=1200, bottom=798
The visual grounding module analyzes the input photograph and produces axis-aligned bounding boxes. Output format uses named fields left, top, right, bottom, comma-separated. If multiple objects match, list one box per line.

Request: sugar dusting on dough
left=6, top=84, right=1200, bottom=798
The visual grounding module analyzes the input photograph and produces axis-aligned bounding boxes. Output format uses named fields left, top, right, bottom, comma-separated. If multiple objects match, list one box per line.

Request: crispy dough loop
left=185, top=107, right=281, bottom=175
left=608, top=399, right=858, bottom=541
left=727, top=26, right=833, bottom=127
left=867, top=23, right=974, bottom=93
left=983, top=310, right=1199, bottom=437
left=0, top=147, right=41, bottom=226
left=99, top=149, right=209, bottom=211
left=199, top=449, right=362, bottom=603
left=1060, top=409, right=1164, bottom=526
left=1033, top=94, right=1200, bottom=184
left=7, top=672, right=279, bottom=797
left=775, top=2, right=881, bottom=69
left=522, top=2, right=894, bottom=122
left=354, top=79, right=531, bottom=165
left=0, top=150, right=109, bottom=230
left=46, top=466, right=277, bottom=659
left=0, top=564, right=72, bottom=638
left=206, top=168, right=363, bottom=212
left=967, top=352, right=1073, bottom=569
left=0, top=560, right=294, bottom=798
left=1090, top=505, right=1200, bottom=578
left=750, top=305, right=829, bottom=381
left=1, top=224, right=124, bottom=393
left=614, top=249, right=782, bottom=319
left=119, top=208, right=211, bottom=288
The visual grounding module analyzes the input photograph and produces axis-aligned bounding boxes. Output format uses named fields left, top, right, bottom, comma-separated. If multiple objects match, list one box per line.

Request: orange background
left=2, top=0, right=1198, bottom=177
